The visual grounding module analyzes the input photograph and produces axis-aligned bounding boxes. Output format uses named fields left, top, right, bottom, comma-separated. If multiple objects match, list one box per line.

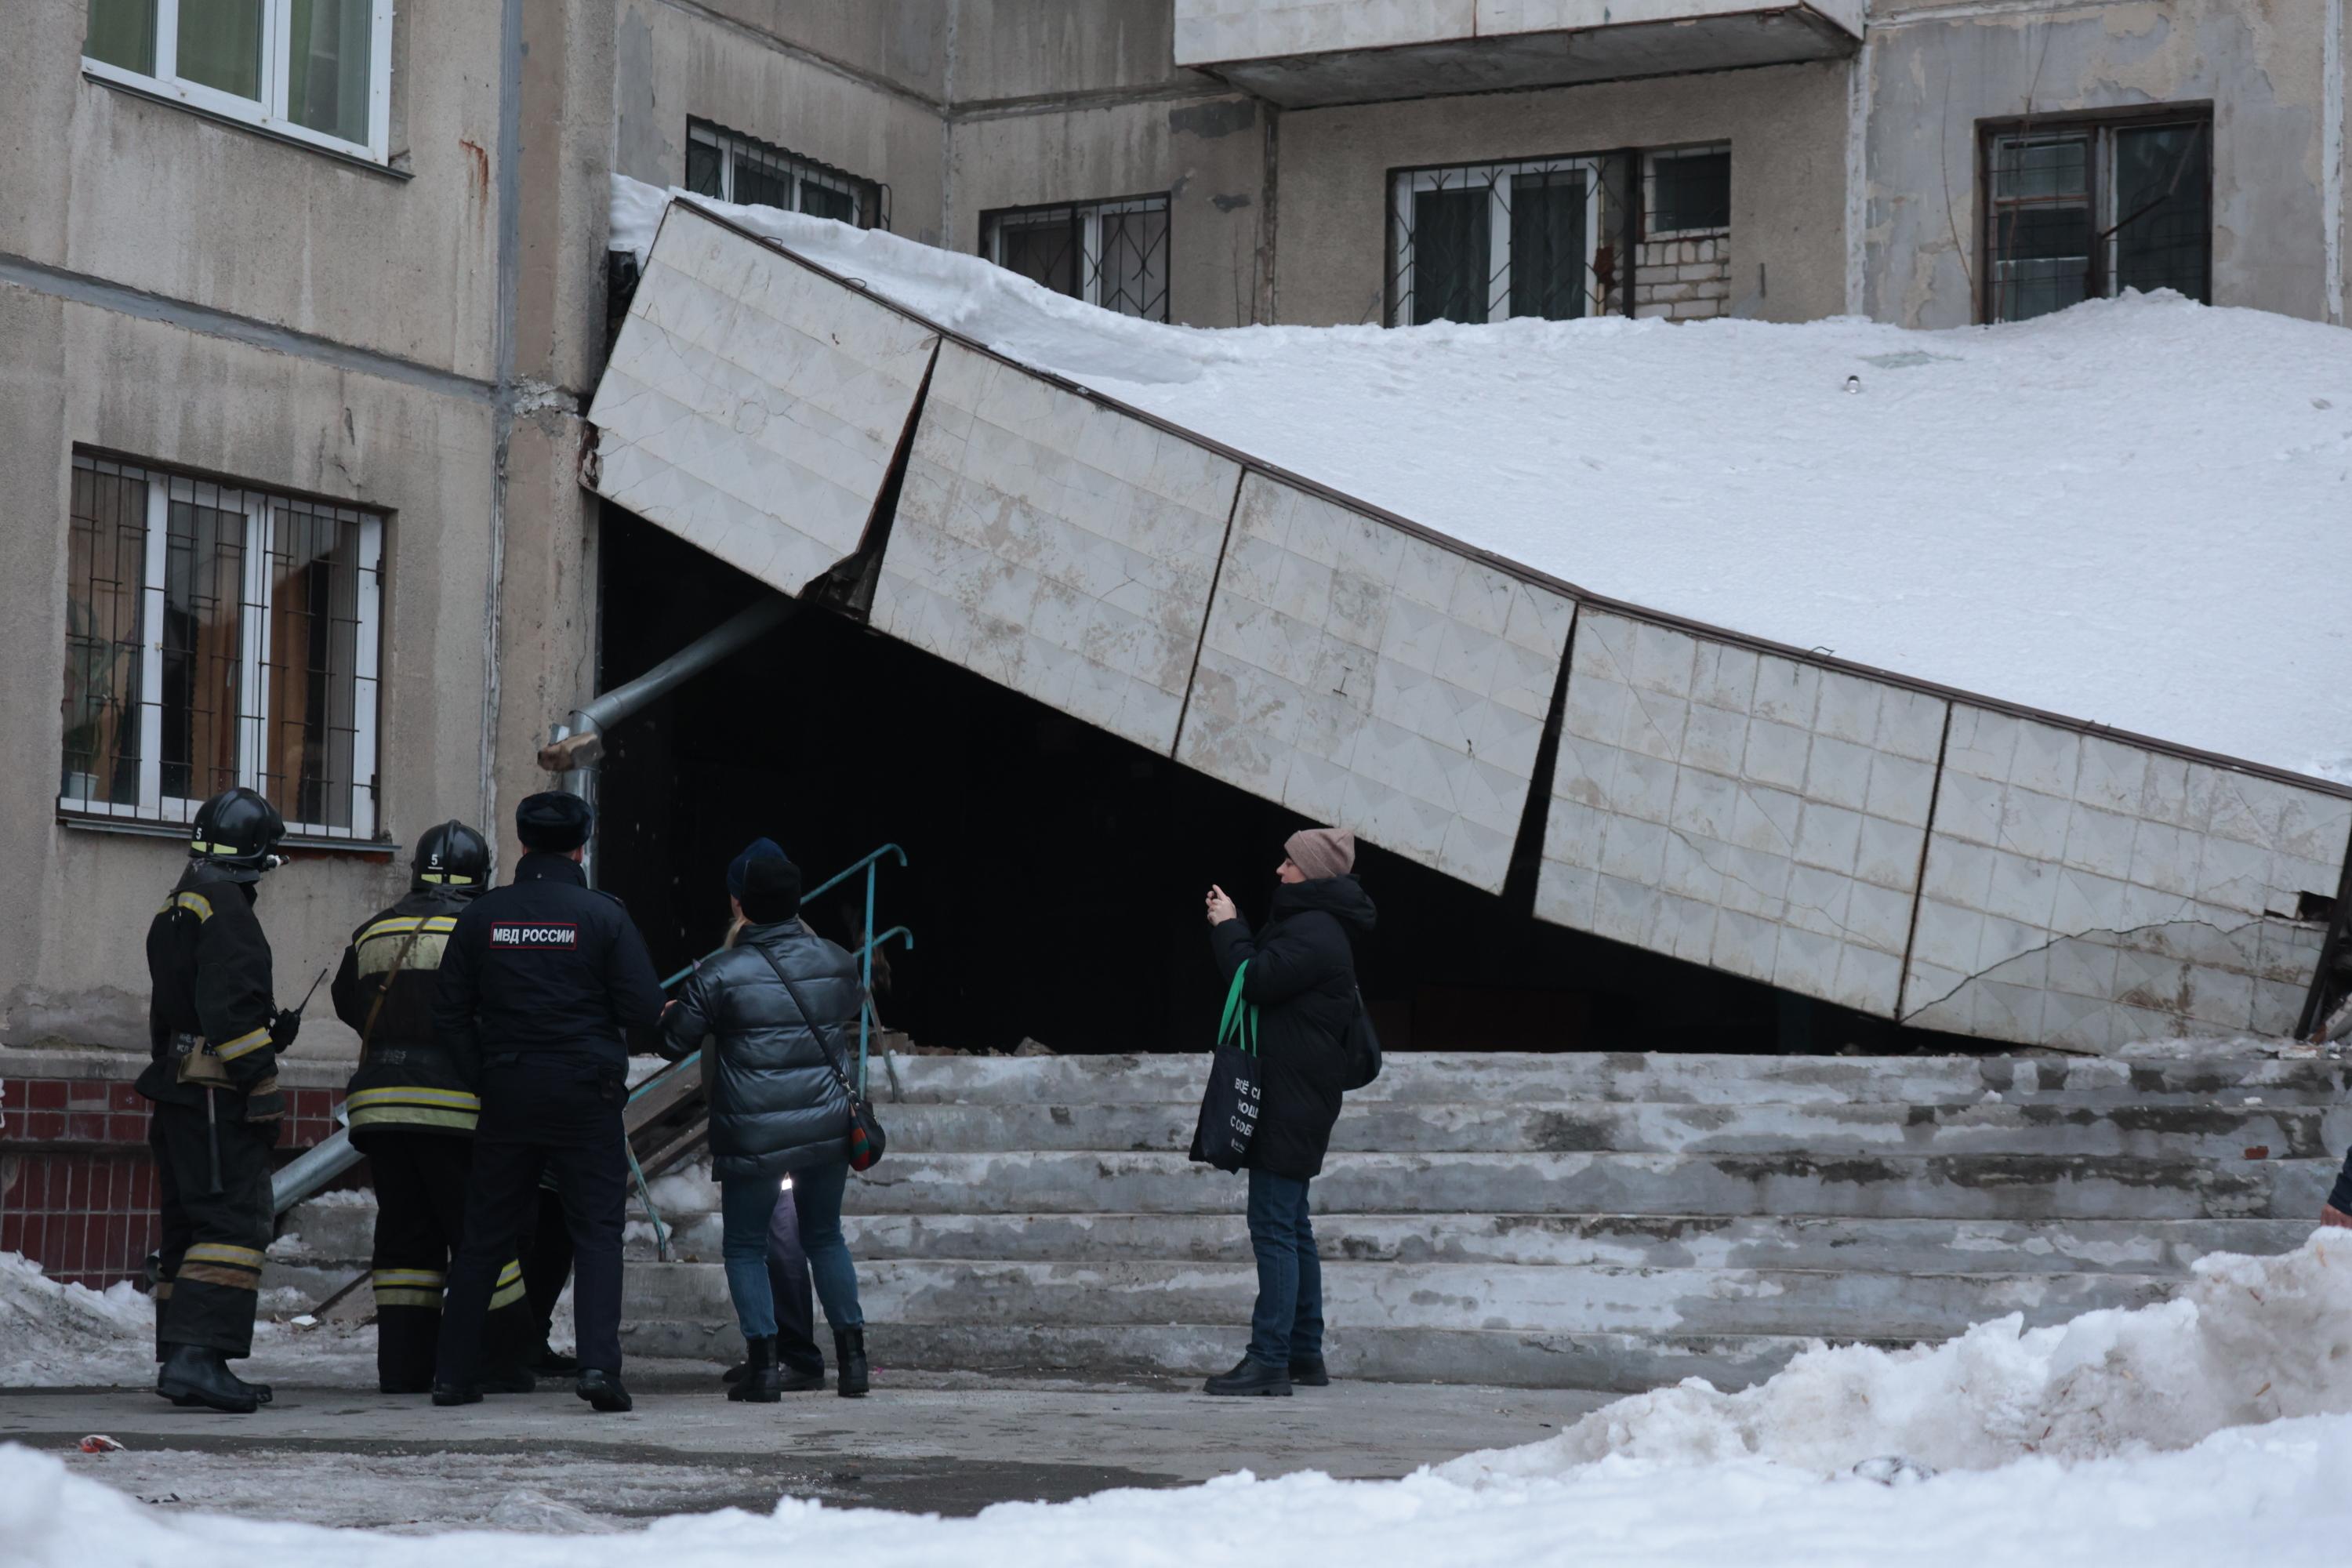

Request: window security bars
left=1983, top=114, right=2211, bottom=323
left=1646, top=146, right=1731, bottom=238
left=1387, top=153, right=1641, bottom=327
left=62, top=454, right=384, bottom=838
left=83, top=0, right=393, bottom=161
left=685, top=120, right=890, bottom=231
left=979, top=195, right=1173, bottom=322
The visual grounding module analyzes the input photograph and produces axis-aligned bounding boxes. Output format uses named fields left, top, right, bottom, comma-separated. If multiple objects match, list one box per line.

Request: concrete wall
left=0, top=0, right=611, bottom=1053
left=0, top=298, right=492, bottom=1050
left=1269, top=62, right=1851, bottom=327
left=1, top=0, right=503, bottom=377
left=947, top=95, right=1269, bottom=328
left=944, top=0, right=1269, bottom=328
left=1861, top=0, right=2348, bottom=327
left=611, top=0, right=949, bottom=245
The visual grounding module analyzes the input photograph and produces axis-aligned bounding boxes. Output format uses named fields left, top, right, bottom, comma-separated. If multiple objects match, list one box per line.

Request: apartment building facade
left=2, top=0, right=2345, bottom=1283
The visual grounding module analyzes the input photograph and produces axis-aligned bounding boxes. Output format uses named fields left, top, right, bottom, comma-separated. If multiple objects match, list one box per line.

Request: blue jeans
left=722, top=1161, right=864, bottom=1339
left=1244, top=1167, right=1323, bottom=1367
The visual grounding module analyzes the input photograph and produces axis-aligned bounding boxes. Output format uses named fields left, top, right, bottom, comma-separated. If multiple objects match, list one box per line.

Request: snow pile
left=0, top=1254, right=153, bottom=1385
left=1, top=1252, right=380, bottom=1388
left=1448, top=1233, right=2352, bottom=1483
left=640, top=1159, right=717, bottom=1215
left=608, top=176, right=2352, bottom=782
left=11, top=1416, right=2352, bottom=1564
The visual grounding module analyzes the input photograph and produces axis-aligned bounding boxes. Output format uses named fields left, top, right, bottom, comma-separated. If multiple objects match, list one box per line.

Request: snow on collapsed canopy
left=609, top=176, right=2352, bottom=784
left=9, top=1239, right=2352, bottom=1562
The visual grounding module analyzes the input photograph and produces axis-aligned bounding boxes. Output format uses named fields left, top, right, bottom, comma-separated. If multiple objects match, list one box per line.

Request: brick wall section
left=2, top=1074, right=343, bottom=1287
left=1635, top=233, right=1730, bottom=321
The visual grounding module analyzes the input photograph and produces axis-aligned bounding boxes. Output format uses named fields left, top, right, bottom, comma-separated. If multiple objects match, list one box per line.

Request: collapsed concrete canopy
left=588, top=187, right=2352, bottom=1052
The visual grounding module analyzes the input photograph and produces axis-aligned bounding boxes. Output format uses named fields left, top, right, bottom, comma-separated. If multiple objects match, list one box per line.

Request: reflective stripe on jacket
left=335, top=891, right=485, bottom=1138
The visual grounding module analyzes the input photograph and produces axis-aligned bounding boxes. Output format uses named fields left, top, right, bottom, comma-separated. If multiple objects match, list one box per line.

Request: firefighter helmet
left=412, top=819, right=492, bottom=893
left=187, top=788, right=286, bottom=882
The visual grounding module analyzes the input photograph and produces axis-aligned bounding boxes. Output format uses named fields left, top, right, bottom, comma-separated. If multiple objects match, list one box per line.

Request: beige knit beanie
left=1284, top=826, right=1356, bottom=880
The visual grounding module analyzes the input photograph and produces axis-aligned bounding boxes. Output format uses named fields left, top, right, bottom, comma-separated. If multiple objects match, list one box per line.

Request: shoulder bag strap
left=357, top=928, right=424, bottom=1062
left=744, top=930, right=866, bottom=1099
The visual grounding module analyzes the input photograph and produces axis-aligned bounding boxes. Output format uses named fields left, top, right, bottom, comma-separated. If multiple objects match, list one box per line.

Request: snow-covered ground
left=10, top=1234, right=2352, bottom=1559
left=7, top=1419, right=2351, bottom=1566
left=609, top=177, right=2352, bottom=783
left=0, top=1253, right=379, bottom=1388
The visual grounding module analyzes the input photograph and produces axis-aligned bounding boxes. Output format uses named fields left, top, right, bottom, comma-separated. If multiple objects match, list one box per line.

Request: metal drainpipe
left=543, top=597, right=793, bottom=884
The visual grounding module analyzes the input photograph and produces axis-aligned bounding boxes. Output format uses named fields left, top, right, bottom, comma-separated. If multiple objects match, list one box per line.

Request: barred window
left=979, top=195, right=1172, bottom=322
left=62, top=454, right=383, bottom=838
left=1646, top=146, right=1731, bottom=238
left=1982, top=113, right=2211, bottom=323
left=1388, top=154, right=1639, bottom=328
left=684, top=119, right=889, bottom=231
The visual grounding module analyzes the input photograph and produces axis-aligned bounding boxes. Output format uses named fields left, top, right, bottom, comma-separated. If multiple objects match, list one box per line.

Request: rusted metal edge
left=647, top=198, right=2352, bottom=804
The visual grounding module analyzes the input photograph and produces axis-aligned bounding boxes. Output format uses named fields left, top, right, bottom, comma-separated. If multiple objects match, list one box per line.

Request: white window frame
left=64, top=463, right=383, bottom=840
left=82, top=0, right=395, bottom=163
left=1642, top=144, right=1733, bottom=242
left=1388, top=156, right=1606, bottom=328
left=687, top=122, right=874, bottom=228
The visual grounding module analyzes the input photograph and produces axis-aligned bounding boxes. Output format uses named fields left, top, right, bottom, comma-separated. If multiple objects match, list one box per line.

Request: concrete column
left=483, top=0, right=615, bottom=871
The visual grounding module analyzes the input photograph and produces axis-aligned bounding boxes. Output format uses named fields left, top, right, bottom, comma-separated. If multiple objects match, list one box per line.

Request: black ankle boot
left=1203, top=1356, right=1292, bottom=1398
left=156, top=1343, right=261, bottom=1414
left=729, top=1335, right=782, bottom=1403
left=1289, top=1356, right=1330, bottom=1388
left=833, top=1327, right=869, bottom=1398
left=576, top=1368, right=633, bottom=1412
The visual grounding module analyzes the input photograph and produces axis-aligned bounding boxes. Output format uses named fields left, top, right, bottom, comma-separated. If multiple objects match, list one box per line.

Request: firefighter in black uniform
left=430, top=792, right=665, bottom=1411
left=143, top=787, right=301, bottom=1414
left=331, top=820, right=536, bottom=1394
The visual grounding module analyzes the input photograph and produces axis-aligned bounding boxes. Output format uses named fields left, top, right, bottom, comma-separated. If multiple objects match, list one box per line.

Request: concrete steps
left=885, top=1099, right=2352, bottom=1160
left=879, top=1051, right=2352, bottom=1107
left=613, top=1317, right=1830, bottom=1394
left=625, top=1256, right=2173, bottom=1340
left=279, top=1050, right=2342, bottom=1390
left=846, top=1149, right=2331, bottom=1221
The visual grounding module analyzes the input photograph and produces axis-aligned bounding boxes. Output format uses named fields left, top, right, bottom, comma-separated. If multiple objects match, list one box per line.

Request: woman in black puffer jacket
left=659, top=854, right=869, bottom=1400
left=1200, top=826, right=1376, bottom=1399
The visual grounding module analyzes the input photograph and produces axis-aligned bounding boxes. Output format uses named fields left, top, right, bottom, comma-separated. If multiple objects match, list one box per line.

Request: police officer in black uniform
left=143, top=787, right=301, bottom=1414
left=430, top=792, right=665, bottom=1411
left=331, top=820, right=536, bottom=1394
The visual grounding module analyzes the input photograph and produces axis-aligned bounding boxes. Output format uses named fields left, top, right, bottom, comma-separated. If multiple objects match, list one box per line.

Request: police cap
left=515, top=791, right=593, bottom=853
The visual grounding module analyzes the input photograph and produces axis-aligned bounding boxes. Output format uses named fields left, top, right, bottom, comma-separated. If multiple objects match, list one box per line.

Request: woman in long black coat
left=1200, top=826, right=1375, bottom=1397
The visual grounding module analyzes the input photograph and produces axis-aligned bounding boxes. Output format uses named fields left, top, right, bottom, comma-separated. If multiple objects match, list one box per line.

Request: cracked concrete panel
left=1903, top=708, right=2352, bottom=1049
left=1536, top=608, right=1947, bottom=1017
left=1175, top=474, right=1573, bottom=893
left=586, top=204, right=938, bottom=595
left=872, top=342, right=1243, bottom=756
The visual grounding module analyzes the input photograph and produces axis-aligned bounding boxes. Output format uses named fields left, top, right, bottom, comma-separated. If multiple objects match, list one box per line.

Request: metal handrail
left=657, top=843, right=909, bottom=991
left=644, top=926, right=917, bottom=1100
